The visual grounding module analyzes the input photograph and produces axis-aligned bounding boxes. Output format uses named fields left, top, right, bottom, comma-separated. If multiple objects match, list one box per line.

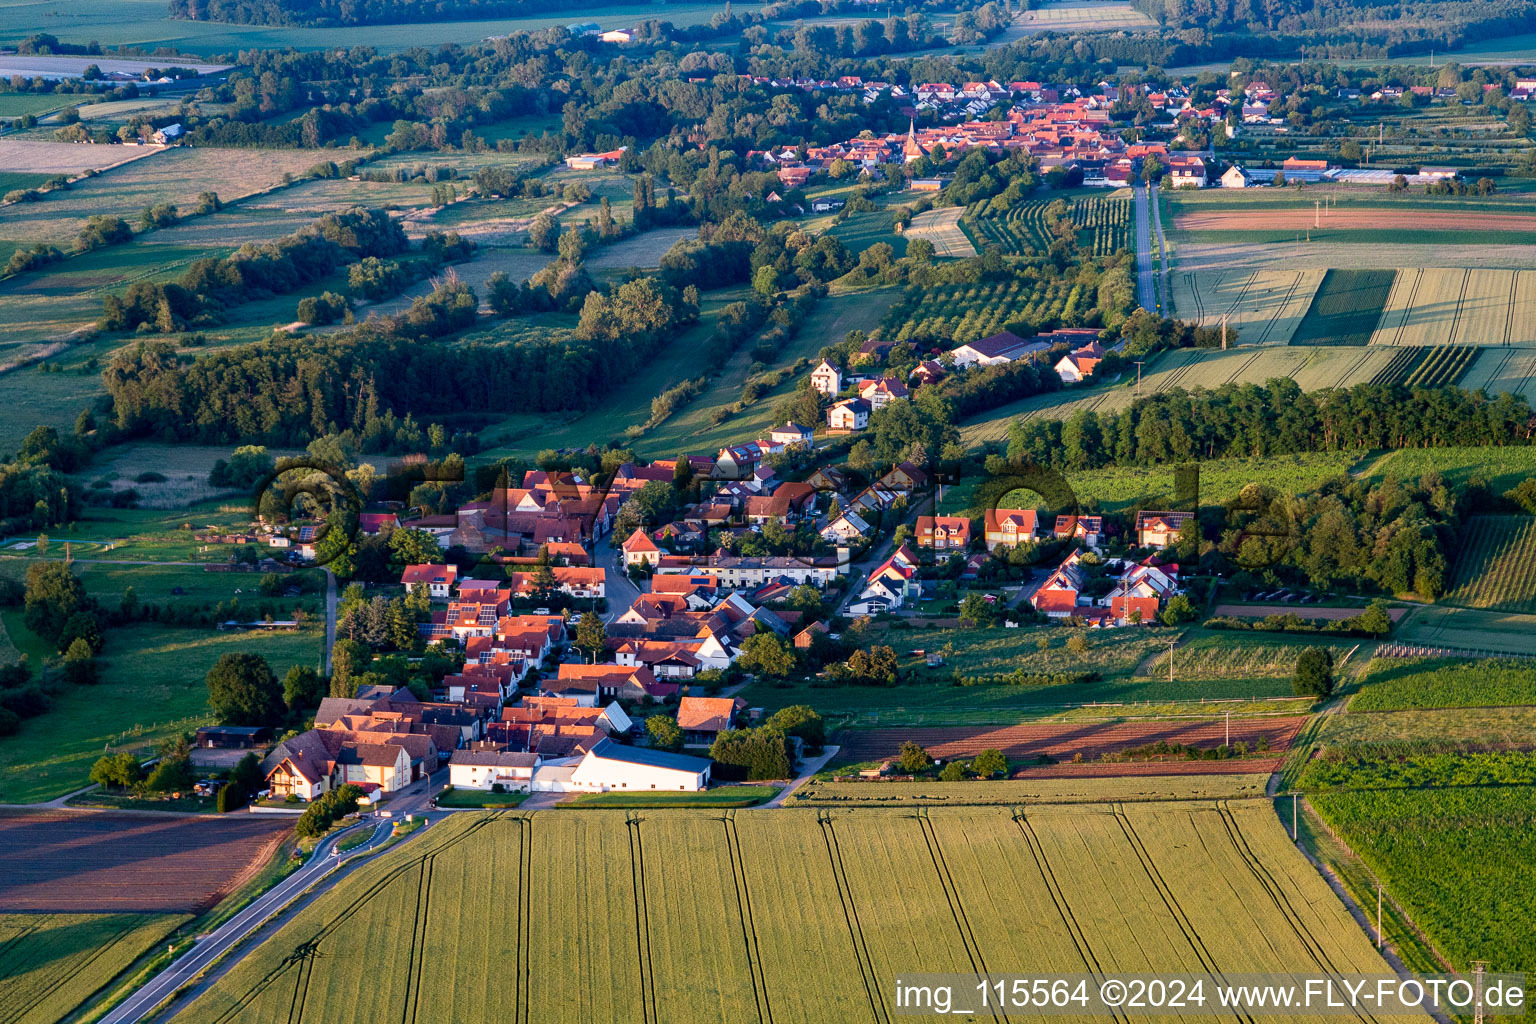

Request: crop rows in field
left=1312, top=786, right=1536, bottom=971
left=1173, top=268, right=1323, bottom=346
left=1371, top=268, right=1536, bottom=347
left=0, top=912, right=187, bottom=1024
left=1290, top=268, right=1397, bottom=347
left=1368, top=344, right=1478, bottom=386
left=885, top=276, right=1076, bottom=345
left=180, top=806, right=1396, bottom=1024
left=966, top=195, right=1131, bottom=257
left=1461, top=346, right=1536, bottom=403
left=1444, top=515, right=1536, bottom=614
left=1348, top=655, right=1536, bottom=711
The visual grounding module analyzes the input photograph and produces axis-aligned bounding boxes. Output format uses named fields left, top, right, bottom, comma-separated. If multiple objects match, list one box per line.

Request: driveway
left=760, top=745, right=840, bottom=808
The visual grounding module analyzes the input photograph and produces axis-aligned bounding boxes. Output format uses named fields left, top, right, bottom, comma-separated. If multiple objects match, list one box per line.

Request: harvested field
left=585, top=227, right=695, bottom=269
left=835, top=716, right=1307, bottom=765
left=1170, top=267, right=1322, bottom=345
left=352, top=247, right=550, bottom=318
left=1176, top=207, right=1536, bottom=233
left=1462, top=346, right=1536, bottom=402
left=1211, top=603, right=1410, bottom=621
left=177, top=805, right=1402, bottom=1024
left=1371, top=268, right=1536, bottom=347
left=0, top=139, right=158, bottom=176
left=0, top=810, right=290, bottom=913
left=905, top=206, right=976, bottom=257
left=1290, top=268, right=1395, bottom=346
left=1006, top=1, right=1156, bottom=33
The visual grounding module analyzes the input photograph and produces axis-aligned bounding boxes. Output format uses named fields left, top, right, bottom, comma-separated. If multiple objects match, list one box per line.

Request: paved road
left=831, top=492, right=934, bottom=616
left=591, top=530, right=639, bottom=624
left=1149, top=181, right=1168, bottom=311
left=97, top=816, right=411, bottom=1024
left=1133, top=183, right=1155, bottom=312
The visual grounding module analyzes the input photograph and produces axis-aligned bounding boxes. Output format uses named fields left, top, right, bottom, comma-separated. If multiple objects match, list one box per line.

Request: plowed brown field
left=0, top=810, right=290, bottom=913
left=836, top=716, right=1307, bottom=768
left=1018, top=759, right=1285, bottom=778
left=1176, top=209, right=1536, bottom=232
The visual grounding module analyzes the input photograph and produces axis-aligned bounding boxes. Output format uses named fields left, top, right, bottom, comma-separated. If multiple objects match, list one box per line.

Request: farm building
left=566, top=739, right=713, bottom=792
left=1055, top=342, right=1106, bottom=383
left=449, top=750, right=541, bottom=792
left=677, top=696, right=746, bottom=746
left=950, top=330, right=1049, bottom=368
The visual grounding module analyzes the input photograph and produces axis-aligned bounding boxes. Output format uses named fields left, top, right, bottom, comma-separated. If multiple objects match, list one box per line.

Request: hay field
left=1177, top=239, right=1535, bottom=271
left=0, top=912, right=189, bottom=1024
left=585, top=227, right=696, bottom=270
left=1462, top=346, right=1536, bottom=402
left=1371, top=268, right=1536, bottom=347
left=1171, top=267, right=1323, bottom=345
left=239, top=176, right=435, bottom=216
left=905, top=206, right=977, bottom=257
left=0, top=139, right=156, bottom=176
left=353, top=247, right=550, bottom=319
left=1001, top=0, right=1157, bottom=36
left=0, top=147, right=320, bottom=244
left=960, top=344, right=1394, bottom=444
left=177, top=806, right=1403, bottom=1024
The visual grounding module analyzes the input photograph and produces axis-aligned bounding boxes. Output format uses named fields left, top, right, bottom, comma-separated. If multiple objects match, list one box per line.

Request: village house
left=676, top=696, right=746, bottom=746
left=821, top=510, right=871, bottom=542
left=1031, top=550, right=1087, bottom=618
left=509, top=566, right=606, bottom=600
left=849, top=545, right=920, bottom=614
left=810, top=359, right=843, bottom=396
left=914, top=515, right=972, bottom=551
left=622, top=528, right=663, bottom=569
left=400, top=563, right=459, bottom=598
left=793, top=620, right=829, bottom=650
left=827, top=397, right=870, bottom=432
left=547, top=663, right=676, bottom=703
left=1136, top=510, right=1195, bottom=549
left=858, top=376, right=909, bottom=410
left=1165, top=154, right=1207, bottom=187
left=1053, top=514, right=1104, bottom=547
left=1220, top=166, right=1252, bottom=188
left=1104, top=557, right=1180, bottom=625
left=984, top=508, right=1038, bottom=550
left=909, top=359, right=947, bottom=386
left=1055, top=341, right=1106, bottom=383
left=653, top=553, right=841, bottom=588
left=769, top=422, right=814, bottom=448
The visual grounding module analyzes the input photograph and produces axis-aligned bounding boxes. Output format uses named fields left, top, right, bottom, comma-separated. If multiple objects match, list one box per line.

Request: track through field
left=625, top=815, right=658, bottom=1024
left=1255, top=273, right=1300, bottom=344
left=1447, top=269, right=1472, bottom=348
left=723, top=813, right=773, bottom=1024
left=818, top=813, right=888, bottom=1024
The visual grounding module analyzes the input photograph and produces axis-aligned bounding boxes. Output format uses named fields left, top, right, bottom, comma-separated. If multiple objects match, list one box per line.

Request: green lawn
left=0, top=620, right=322, bottom=803
left=828, top=208, right=908, bottom=257
left=1354, top=445, right=1536, bottom=493
left=436, top=788, right=528, bottom=808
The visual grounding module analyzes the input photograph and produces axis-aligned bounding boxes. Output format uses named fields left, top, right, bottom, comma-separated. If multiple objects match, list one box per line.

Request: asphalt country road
left=97, top=815, right=409, bottom=1024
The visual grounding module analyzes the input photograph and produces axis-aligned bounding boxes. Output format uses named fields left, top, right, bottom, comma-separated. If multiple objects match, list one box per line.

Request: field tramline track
left=1448, top=269, right=1471, bottom=348
left=1110, top=806, right=1253, bottom=1024
left=202, top=815, right=499, bottom=1024
left=721, top=812, right=773, bottom=1024
left=912, top=810, right=1004, bottom=1024
left=1255, top=273, right=1301, bottom=345
left=1389, top=270, right=1423, bottom=347
left=817, top=811, right=890, bottom=1024
left=1010, top=809, right=1132, bottom=1024
left=624, top=814, right=659, bottom=1024
left=1212, top=803, right=1384, bottom=1024
left=514, top=815, right=532, bottom=1024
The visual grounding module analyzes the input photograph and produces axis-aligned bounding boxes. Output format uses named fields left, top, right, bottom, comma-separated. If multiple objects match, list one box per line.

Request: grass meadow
left=0, top=611, right=321, bottom=803
left=1393, top=605, right=1536, bottom=656
left=175, top=804, right=1397, bottom=1024
left=0, top=912, right=189, bottom=1024
left=1354, top=445, right=1536, bottom=492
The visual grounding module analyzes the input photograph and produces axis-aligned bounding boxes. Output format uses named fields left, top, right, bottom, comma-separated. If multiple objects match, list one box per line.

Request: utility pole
left=1473, top=962, right=1489, bottom=1024
left=1314, top=199, right=1319, bottom=228
left=1291, top=792, right=1298, bottom=840
left=1134, top=360, right=1145, bottom=395
left=1166, top=638, right=1177, bottom=684
left=1376, top=884, right=1383, bottom=948
left=1225, top=709, right=1230, bottom=747
left=1221, top=316, right=1228, bottom=350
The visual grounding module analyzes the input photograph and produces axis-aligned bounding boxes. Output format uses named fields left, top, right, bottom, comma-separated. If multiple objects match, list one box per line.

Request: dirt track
left=0, top=810, right=290, bottom=913
left=1177, top=208, right=1536, bottom=233
left=836, top=716, right=1307, bottom=766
